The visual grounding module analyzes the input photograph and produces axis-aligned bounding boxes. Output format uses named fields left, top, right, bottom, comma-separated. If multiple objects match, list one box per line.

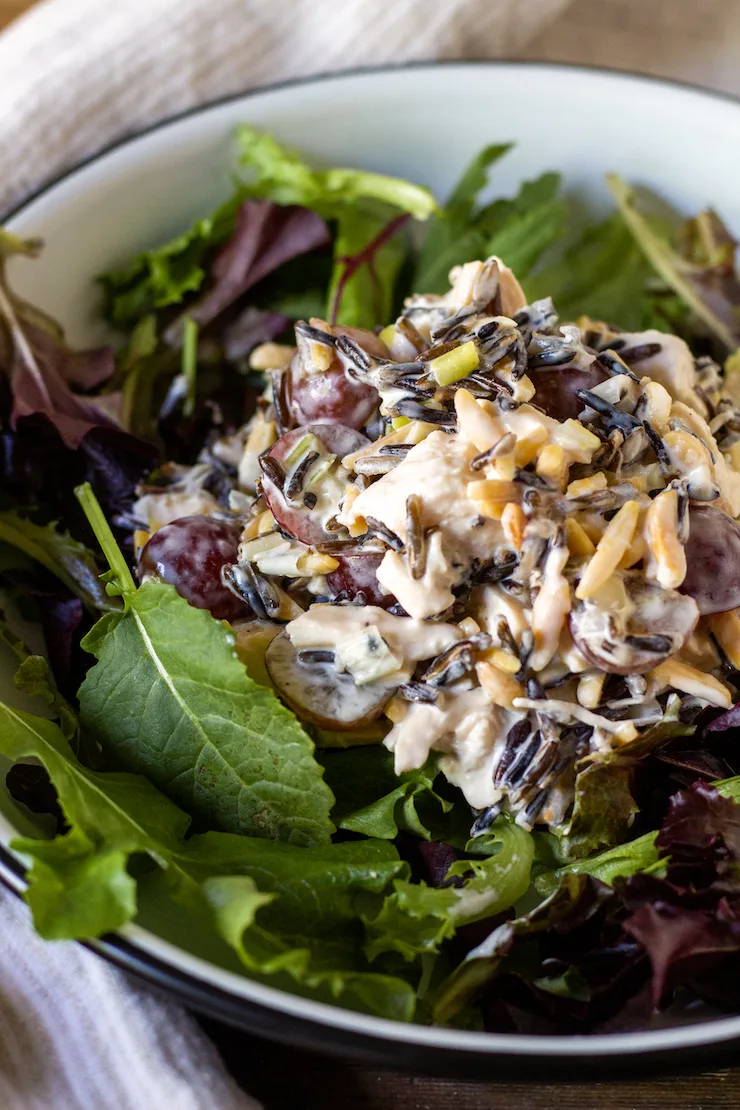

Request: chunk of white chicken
left=343, top=431, right=504, bottom=619
left=385, top=687, right=521, bottom=810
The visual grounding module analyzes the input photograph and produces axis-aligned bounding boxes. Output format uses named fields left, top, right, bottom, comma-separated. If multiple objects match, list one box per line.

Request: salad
left=2, top=128, right=740, bottom=1033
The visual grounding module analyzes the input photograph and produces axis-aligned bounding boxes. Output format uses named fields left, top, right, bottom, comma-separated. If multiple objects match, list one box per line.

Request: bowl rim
left=4, top=58, right=740, bottom=1065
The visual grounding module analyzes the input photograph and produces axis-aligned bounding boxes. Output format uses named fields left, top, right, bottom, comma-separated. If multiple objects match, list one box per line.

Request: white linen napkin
left=0, top=0, right=572, bottom=215
left=0, top=887, right=258, bottom=1110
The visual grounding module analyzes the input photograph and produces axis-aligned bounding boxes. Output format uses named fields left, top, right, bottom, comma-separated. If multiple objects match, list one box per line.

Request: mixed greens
left=2, top=127, right=740, bottom=1034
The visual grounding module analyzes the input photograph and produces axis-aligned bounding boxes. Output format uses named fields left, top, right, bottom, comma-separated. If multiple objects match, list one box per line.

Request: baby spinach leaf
left=78, top=580, right=334, bottom=844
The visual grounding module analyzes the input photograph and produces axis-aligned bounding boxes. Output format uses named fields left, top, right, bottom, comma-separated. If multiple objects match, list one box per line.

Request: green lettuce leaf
left=78, top=580, right=334, bottom=844
left=236, top=125, right=436, bottom=222
left=319, top=747, right=454, bottom=841
left=0, top=510, right=113, bottom=613
left=100, top=197, right=241, bottom=330
left=236, top=125, right=435, bottom=328
left=363, top=820, right=534, bottom=962
left=431, top=873, right=607, bottom=1023
left=555, top=695, right=694, bottom=861
left=536, top=773, right=740, bottom=898
left=0, top=703, right=192, bottom=937
left=608, top=174, right=740, bottom=350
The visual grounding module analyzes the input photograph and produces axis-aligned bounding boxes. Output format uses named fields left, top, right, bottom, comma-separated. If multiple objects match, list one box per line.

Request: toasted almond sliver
left=651, top=658, right=732, bottom=709
left=552, top=419, right=601, bottom=464
left=133, top=529, right=150, bottom=552
left=618, top=533, right=645, bottom=569
left=536, top=443, right=569, bottom=489
left=474, top=499, right=506, bottom=520
left=575, top=500, right=640, bottom=600
left=639, top=380, right=672, bottom=434
left=709, top=609, right=740, bottom=671
left=454, top=388, right=504, bottom=451
left=577, top=672, right=605, bottom=710
left=514, top=427, right=549, bottom=467
left=566, top=472, right=607, bottom=499
left=249, top=342, right=296, bottom=372
left=644, top=488, right=686, bottom=590
left=296, top=552, right=340, bottom=574
left=501, top=502, right=526, bottom=550
left=565, top=518, right=596, bottom=558
left=488, top=648, right=521, bottom=674
left=384, top=695, right=409, bottom=724
left=476, top=661, right=525, bottom=710
left=467, top=479, right=519, bottom=502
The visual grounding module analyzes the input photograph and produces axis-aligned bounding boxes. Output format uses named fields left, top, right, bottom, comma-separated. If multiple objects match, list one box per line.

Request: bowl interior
left=4, top=62, right=740, bottom=1063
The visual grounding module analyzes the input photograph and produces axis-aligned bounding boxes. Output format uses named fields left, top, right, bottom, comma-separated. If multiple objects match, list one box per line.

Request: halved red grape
left=287, top=361, right=379, bottom=429
left=531, top=365, right=610, bottom=422
left=138, top=515, right=250, bottom=622
left=326, top=551, right=394, bottom=606
left=681, top=504, right=740, bottom=615
left=263, top=423, right=369, bottom=545
left=570, top=579, right=698, bottom=675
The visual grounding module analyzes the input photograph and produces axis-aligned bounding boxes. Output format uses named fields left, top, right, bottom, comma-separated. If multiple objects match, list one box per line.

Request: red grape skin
left=139, top=515, right=250, bottom=621
left=681, top=504, right=740, bottom=615
left=264, top=424, right=369, bottom=545
left=326, top=552, right=394, bottom=606
left=530, top=365, right=610, bottom=422
left=287, top=360, right=378, bottom=430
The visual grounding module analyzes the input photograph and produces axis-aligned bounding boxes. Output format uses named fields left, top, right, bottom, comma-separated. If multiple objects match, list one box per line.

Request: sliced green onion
left=304, top=454, right=337, bottom=489
left=429, top=340, right=479, bottom=387
left=284, top=433, right=321, bottom=467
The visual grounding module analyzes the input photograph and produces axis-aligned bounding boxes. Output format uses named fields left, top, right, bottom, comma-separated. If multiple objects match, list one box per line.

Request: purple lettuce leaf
left=164, top=200, right=330, bottom=346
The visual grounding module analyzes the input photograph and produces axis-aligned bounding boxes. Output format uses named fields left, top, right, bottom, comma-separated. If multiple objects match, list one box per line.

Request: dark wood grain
left=200, top=1020, right=740, bottom=1110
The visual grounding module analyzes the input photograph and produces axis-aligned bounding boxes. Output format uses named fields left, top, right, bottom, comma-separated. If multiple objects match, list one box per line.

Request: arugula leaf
left=0, top=509, right=112, bottom=613
left=363, top=820, right=534, bottom=962
left=319, top=747, right=453, bottom=840
left=414, top=145, right=511, bottom=293
left=0, top=703, right=191, bottom=937
left=608, top=175, right=740, bottom=350
left=525, top=212, right=662, bottom=329
left=78, top=580, right=334, bottom=844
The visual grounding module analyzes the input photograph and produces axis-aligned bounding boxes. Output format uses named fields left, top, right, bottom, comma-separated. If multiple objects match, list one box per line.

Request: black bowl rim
left=3, top=59, right=740, bottom=1072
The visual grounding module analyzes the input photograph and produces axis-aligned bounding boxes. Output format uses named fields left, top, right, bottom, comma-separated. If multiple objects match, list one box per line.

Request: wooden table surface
left=2, top=1, right=740, bottom=1106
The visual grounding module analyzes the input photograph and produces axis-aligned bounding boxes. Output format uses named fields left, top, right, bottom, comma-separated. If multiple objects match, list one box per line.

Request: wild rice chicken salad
left=4, top=130, right=740, bottom=1032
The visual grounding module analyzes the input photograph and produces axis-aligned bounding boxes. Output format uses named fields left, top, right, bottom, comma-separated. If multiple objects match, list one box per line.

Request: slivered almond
left=709, top=609, right=740, bottom=671
left=296, top=552, right=340, bottom=574
left=575, top=500, right=641, bottom=599
left=651, top=658, right=732, bottom=708
left=467, top=479, right=519, bottom=502
left=501, top=502, right=526, bottom=550
left=488, top=648, right=521, bottom=674
left=640, top=380, right=672, bottom=433
left=644, top=488, right=686, bottom=589
left=249, top=342, right=296, bottom=372
left=577, top=672, right=605, bottom=710
left=565, top=518, right=596, bottom=557
left=476, top=661, right=525, bottom=710
left=514, top=426, right=549, bottom=467
left=536, top=443, right=569, bottom=489
left=384, top=695, right=409, bottom=724
left=474, top=499, right=506, bottom=520
left=552, top=419, right=601, bottom=464
left=566, top=472, right=607, bottom=499
left=454, top=388, right=504, bottom=451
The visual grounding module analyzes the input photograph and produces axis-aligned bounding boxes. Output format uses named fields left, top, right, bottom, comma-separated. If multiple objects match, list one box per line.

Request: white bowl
left=4, top=62, right=740, bottom=1072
